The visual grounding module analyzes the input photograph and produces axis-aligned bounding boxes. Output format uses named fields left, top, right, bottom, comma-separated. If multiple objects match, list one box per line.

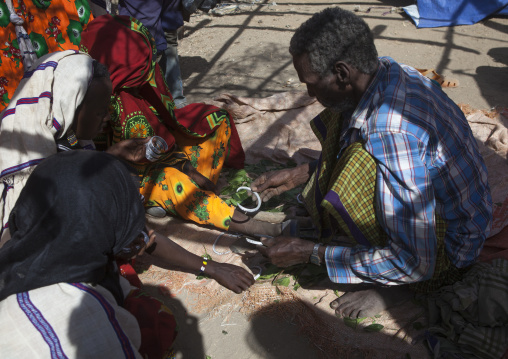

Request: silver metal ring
left=245, top=237, right=263, bottom=246
left=252, top=265, right=263, bottom=280
left=236, top=186, right=261, bottom=213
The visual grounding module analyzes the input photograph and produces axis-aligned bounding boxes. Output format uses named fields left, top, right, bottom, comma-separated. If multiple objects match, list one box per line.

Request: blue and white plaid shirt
left=324, top=57, right=492, bottom=285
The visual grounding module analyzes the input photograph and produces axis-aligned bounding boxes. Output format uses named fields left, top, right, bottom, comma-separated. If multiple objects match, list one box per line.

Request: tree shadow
left=180, top=55, right=211, bottom=81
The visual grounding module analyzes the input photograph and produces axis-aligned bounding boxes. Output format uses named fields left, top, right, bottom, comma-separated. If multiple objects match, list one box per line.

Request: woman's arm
left=144, top=230, right=255, bottom=293
left=105, top=138, right=150, bottom=162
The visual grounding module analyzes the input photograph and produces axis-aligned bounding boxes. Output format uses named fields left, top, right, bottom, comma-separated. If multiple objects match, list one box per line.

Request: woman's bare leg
left=228, top=209, right=283, bottom=237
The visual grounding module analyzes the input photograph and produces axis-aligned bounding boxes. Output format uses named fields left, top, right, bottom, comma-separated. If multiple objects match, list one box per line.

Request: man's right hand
left=251, top=163, right=311, bottom=202
left=257, top=236, right=314, bottom=267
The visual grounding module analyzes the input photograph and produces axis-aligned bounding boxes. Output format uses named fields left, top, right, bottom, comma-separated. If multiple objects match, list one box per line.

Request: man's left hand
left=257, top=236, right=315, bottom=267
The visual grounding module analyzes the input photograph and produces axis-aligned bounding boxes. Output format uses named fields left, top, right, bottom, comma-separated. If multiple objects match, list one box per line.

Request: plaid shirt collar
left=338, top=58, right=389, bottom=148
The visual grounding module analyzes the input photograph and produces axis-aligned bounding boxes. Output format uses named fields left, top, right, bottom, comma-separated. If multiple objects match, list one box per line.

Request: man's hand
left=206, top=261, right=255, bottom=293
left=106, top=137, right=151, bottom=163
left=251, top=164, right=310, bottom=203
left=257, top=236, right=314, bottom=267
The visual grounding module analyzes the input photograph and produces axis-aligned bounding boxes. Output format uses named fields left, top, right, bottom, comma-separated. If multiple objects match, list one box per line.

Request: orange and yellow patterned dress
left=80, top=15, right=245, bottom=231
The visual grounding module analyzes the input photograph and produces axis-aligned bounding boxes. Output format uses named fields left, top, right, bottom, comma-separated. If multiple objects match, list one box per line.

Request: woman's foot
left=228, top=209, right=283, bottom=237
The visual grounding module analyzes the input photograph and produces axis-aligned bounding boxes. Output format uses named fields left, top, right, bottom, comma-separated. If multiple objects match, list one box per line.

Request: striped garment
left=321, top=57, right=492, bottom=285
left=0, top=281, right=142, bottom=358
left=0, top=51, right=94, bottom=238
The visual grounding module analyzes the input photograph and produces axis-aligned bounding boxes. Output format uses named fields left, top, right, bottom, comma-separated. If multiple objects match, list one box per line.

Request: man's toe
left=335, top=303, right=353, bottom=318
left=330, top=299, right=340, bottom=309
left=334, top=306, right=344, bottom=317
left=350, top=308, right=362, bottom=319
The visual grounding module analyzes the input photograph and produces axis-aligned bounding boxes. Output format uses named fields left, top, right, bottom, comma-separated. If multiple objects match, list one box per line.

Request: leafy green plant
left=256, top=263, right=281, bottom=280
left=273, top=277, right=290, bottom=287
left=364, top=324, right=384, bottom=332
left=343, top=316, right=367, bottom=329
left=219, top=159, right=302, bottom=212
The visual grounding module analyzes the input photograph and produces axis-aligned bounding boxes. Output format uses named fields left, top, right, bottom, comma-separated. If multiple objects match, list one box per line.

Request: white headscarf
left=0, top=50, right=94, bottom=237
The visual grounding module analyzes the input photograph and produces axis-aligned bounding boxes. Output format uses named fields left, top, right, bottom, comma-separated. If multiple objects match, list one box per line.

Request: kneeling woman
left=0, top=151, right=173, bottom=357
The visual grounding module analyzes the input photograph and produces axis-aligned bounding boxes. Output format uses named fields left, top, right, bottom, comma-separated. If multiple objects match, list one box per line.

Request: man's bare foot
left=330, top=286, right=412, bottom=318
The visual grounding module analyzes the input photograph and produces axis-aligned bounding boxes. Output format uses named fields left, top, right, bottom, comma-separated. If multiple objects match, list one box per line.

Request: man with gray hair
left=253, top=7, right=492, bottom=318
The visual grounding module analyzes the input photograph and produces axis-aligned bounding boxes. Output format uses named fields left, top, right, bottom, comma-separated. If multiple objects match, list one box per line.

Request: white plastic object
left=236, top=186, right=261, bottom=213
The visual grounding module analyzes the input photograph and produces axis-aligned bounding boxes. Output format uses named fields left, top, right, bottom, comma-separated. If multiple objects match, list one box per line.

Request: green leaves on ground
left=219, top=159, right=301, bottom=212
left=256, top=263, right=281, bottom=280
left=364, top=324, right=384, bottom=332
left=273, top=277, right=290, bottom=287
left=343, top=317, right=384, bottom=332
left=343, top=316, right=367, bottom=329
left=255, top=262, right=328, bottom=293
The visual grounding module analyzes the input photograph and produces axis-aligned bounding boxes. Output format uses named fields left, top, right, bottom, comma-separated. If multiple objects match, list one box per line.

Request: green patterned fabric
left=302, top=109, right=344, bottom=242
left=323, top=142, right=387, bottom=247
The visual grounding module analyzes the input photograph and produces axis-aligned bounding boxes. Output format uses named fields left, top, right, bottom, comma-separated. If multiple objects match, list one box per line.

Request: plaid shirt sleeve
left=325, top=132, right=440, bottom=285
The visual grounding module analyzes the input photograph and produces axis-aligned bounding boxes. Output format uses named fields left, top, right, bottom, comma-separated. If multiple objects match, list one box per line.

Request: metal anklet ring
left=236, top=186, right=261, bottom=213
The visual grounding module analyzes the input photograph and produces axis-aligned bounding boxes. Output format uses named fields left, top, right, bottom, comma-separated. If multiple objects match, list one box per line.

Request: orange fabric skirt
left=140, top=119, right=235, bottom=230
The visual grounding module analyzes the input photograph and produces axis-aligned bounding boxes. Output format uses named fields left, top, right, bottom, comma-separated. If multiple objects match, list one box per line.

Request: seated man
left=253, top=7, right=492, bottom=318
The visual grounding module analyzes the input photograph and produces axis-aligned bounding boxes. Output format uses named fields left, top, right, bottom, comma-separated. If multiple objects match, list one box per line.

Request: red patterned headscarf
left=80, top=15, right=244, bottom=169
left=80, top=15, right=177, bottom=149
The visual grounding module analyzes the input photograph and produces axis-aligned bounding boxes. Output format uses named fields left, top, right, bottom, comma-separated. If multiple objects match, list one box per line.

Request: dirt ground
left=179, top=0, right=508, bottom=111
left=151, top=1, right=508, bottom=358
